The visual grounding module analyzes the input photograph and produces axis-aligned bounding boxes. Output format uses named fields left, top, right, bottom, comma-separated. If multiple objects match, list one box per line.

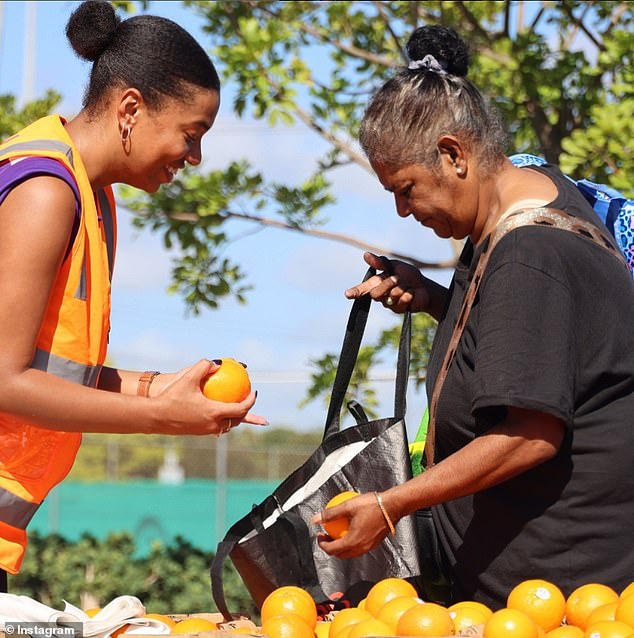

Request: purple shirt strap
left=0, top=156, right=81, bottom=259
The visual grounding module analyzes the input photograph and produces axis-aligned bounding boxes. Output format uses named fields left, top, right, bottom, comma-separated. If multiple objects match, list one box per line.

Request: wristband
left=137, top=370, right=160, bottom=397
left=374, top=491, right=396, bottom=536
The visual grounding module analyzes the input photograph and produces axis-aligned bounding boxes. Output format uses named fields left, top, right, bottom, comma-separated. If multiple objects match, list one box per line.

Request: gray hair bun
left=406, top=25, right=470, bottom=77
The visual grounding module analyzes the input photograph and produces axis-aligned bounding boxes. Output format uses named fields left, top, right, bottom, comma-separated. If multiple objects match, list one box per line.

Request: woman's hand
left=346, top=252, right=446, bottom=319
left=311, top=491, right=393, bottom=559
left=151, top=359, right=267, bottom=436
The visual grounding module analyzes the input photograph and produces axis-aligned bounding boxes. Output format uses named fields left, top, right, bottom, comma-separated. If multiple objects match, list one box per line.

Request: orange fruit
left=171, top=618, right=218, bottom=634
left=201, top=358, right=251, bottom=403
left=111, top=626, right=130, bottom=638
left=546, top=626, right=585, bottom=638
left=315, top=622, right=331, bottom=638
left=620, top=584, right=634, bottom=601
left=615, top=595, right=634, bottom=628
left=364, top=577, right=419, bottom=617
left=143, top=613, right=177, bottom=628
left=85, top=608, right=101, bottom=618
left=587, top=604, right=619, bottom=626
left=261, top=614, right=316, bottom=638
left=450, top=604, right=492, bottom=632
left=334, top=626, right=355, bottom=638
left=508, top=580, right=567, bottom=632
left=376, top=596, right=422, bottom=632
left=396, top=602, right=455, bottom=637
left=328, top=608, right=373, bottom=638
left=261, top=587, right=318, bottom=629
left=584, top=621, right=634, bottom=638
left=448, top=601, right=493, bottom=621
left=566, top=585, right=620, bottom=630
left=348, top=618, right=394, bottom=638
left=322, top=491, right=359, bottom=539
left=484, top=608, right=539, bottom=638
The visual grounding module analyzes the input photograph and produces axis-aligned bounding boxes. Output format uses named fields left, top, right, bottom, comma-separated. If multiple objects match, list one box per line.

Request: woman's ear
left=116, top=87, right=144, bottom=128
left=437, top=135, right=467, bottom=177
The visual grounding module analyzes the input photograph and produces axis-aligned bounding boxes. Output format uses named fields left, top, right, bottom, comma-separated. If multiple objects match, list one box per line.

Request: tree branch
left=528, top=2, right=547, bottom=35
left=372, top=1, right=408, bottom=65
left=602, top=3, right=630, bottom=40
left=455, top=1, right=497, bottom=42
left=559, top=0, right=605, bottom=51
left=291, top=101, right=373, bottom=173
left=247, top=1, right=399, bottom=69
left=503, top=0, right=511, bottom=38
left=138, top=207, right=457, bottom=271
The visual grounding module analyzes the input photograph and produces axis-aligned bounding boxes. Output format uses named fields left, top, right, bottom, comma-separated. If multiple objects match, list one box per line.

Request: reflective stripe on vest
left=6, top=137, right=115, bottom=372
left=31, top=347, right=102, bottom=387
left=97, top=188, right=115, bottom=281
left=0, top=140, right=74, bottom=167
left=0, top=488, right=41, bottom=529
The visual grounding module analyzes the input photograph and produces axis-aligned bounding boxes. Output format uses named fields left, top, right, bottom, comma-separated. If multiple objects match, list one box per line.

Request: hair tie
left=408, top=53, right=448, bottom=75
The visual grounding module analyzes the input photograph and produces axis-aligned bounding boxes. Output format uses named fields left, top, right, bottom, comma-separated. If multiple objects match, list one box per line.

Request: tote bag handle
left=324, top=267, right=411, bottom=440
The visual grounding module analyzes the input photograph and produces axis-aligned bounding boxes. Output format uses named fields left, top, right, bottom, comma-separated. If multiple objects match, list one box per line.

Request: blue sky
left=0, top=1, right=456, bottom=436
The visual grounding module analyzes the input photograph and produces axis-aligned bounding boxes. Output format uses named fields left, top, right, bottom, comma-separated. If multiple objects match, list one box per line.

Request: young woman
left=0, top=0, right=266, bottom=589
left=314, top=25, right=634, bottom=608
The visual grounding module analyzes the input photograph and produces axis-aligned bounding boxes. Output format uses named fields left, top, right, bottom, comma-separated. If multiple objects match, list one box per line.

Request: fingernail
left=212, top=359, right=222, bottom=365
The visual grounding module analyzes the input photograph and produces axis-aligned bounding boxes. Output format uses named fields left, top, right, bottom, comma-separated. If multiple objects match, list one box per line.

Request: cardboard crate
left=120, top=612, right=259, bottom=637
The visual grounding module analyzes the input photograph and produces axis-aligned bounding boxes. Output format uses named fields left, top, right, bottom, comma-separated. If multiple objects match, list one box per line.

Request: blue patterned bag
left=510, top=153, right=634, bottom=277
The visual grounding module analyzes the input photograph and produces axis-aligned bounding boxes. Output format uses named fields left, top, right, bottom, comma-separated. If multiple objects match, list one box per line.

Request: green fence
left=30, top=479, right=279, bottom=554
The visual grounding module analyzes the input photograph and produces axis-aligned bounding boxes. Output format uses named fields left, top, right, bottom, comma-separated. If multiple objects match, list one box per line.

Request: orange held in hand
left=201, top=358, right=251, bottom=403
left=322, top=491, right=360, bottom=539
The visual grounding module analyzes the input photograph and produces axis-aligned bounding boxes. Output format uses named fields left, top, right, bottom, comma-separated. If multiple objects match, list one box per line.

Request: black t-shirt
left=425, top=165, right=634, bottom=608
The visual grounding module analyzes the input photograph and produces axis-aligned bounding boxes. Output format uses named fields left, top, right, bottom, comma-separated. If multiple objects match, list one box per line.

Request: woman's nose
left=186, top=141, right=202, bottom=166
left=394, top=195, right=411, bottom=218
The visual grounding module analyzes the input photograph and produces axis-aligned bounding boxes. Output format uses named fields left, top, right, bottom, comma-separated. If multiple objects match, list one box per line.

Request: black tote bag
left=210, top=268, right=423, bottom=619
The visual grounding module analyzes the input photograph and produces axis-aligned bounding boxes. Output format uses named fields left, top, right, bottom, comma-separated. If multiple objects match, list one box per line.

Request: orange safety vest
left=0, top=115, right=116, bottom=574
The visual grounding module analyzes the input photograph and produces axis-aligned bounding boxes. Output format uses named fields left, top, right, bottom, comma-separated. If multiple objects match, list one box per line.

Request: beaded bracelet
left=374, top=491, right=396, bottom=536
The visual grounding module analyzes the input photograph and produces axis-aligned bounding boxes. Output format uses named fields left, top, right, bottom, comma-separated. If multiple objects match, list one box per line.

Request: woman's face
left=371, top=158, right=479, bottom=241
left=125, top=87, right=220, bottom=193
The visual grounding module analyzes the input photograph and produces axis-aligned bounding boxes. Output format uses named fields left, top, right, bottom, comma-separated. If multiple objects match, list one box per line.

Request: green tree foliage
left=11, top=531, right=257, bottom=616
left=120, top=1, right=632, bottom=410
left=0, top=91, right=61, bottom=138
left=4, top=2, right=632, bottom=417
left=126, top=0, right=633, bottom=309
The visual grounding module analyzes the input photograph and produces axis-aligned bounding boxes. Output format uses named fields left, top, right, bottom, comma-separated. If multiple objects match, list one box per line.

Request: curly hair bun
left=406, top=25, right=470, bottom=77
left=65, top=0, right=121, bottom=62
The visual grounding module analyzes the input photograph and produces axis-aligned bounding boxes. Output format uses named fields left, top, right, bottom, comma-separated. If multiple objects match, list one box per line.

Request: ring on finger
left=386, top=297, right=394, bottom=307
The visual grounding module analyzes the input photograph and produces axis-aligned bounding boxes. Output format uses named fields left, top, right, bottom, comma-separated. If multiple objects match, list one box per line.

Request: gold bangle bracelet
left=374, top=491, right=396, bottom=536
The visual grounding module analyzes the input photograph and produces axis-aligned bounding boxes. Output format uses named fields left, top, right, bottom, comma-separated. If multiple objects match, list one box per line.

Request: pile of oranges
left=83, top=578, right=634, bottom=638
left=255, top=578, right=634, bottom=638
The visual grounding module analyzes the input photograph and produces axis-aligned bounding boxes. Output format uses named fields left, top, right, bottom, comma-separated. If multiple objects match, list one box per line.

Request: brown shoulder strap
left=424, top=207, right=627, bottom=467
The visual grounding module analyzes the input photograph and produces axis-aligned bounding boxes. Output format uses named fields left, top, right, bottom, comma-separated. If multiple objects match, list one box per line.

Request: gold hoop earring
left=121, top=123, right=133, bottom=153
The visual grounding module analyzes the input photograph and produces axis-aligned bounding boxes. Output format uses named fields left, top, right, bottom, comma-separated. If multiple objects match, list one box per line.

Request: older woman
left=314, top=25, right=634, bottom=608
